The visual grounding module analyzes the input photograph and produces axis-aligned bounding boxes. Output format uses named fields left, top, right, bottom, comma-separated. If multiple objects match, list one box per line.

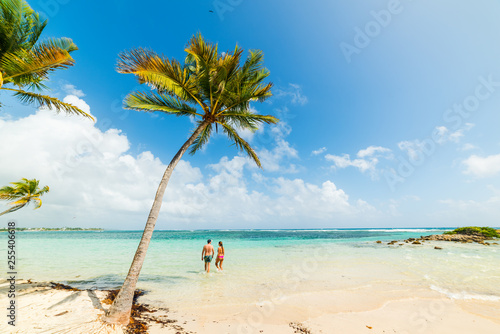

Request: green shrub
left=444, top=226, right=499, bottom=238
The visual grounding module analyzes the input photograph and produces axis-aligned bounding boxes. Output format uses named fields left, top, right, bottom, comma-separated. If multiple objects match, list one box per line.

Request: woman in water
left=215, top=241, right=224, bottom=271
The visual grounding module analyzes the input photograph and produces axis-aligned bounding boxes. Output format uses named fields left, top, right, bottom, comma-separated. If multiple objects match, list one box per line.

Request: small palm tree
left=102, top=34, right=278, bottom=325
left=0, top=0, right=93, bottom=119
left=0, top=178, right=49, bottom=216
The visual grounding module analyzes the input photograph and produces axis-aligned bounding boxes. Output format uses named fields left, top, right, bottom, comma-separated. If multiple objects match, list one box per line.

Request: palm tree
left=102, top=34, right=278, bottom=325
left=0, top=0, right=93, bottom=119
left=0, top=178, right=49, bottom=216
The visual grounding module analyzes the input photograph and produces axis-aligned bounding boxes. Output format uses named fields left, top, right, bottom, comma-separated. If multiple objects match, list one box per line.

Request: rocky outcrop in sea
left=376, top=231, right=500, bottom=247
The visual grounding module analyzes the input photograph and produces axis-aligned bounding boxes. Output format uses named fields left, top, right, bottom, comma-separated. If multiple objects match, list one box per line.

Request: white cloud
left=398, top=124, right=474, bottom=160
left=357, top=146, right=392, bottom=159
left=312, top=147, right=326, bottom=155
left=269, top=117, right=292, bottom=138
left=434, top=125, right=469, bottom=144
left=238, top=127, right=263, bottom=142
left=0, top=96, right=377, bottom=229
left=271, top=178, right=353, bottom=218
left=163, top=154, right=379, bottom=226
left=397, top=140, right=426, bottom=160
left=0, top=97, right=209, bottom=228
left=63, top=94, right=92, bottom=115
left=463, top=153, right=500, bottom=178
left=251, top=117, right=299, bottom=173
left=435, top=194, right=500, bottom=226
left=325, top=153, right=374, bottom=173
left=460, top=143, right=478, bottom=151
left=274, top=83, right=308, bottom=105
left=258, top=138, right=298, bottom=172
left=325, top=145, right=392, bottom=178
left=62, top=84, right=85, bottom=98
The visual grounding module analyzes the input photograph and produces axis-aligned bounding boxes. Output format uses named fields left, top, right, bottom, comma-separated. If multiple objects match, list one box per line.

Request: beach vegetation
left=0, top=0, right=93, bottom=119
left=102, top=33, right=277, bottom=325
left=443, top=226, right=499, bottom=238
left=0, top=178, right=49, bottom=216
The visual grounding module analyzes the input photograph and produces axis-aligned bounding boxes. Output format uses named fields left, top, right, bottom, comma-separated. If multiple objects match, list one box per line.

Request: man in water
left=201, top=239, right=215, bottom=273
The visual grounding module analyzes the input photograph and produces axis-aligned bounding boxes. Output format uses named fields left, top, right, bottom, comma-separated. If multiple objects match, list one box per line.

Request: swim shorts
left=204, top=255, right=213, bottom=263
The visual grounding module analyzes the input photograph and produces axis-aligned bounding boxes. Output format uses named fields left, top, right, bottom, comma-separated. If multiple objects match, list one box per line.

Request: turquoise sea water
left=1, top=228, right=500, bottom=310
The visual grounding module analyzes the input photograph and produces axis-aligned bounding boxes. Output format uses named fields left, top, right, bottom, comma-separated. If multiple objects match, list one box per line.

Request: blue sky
left=1, top=0, right=500, bottom=229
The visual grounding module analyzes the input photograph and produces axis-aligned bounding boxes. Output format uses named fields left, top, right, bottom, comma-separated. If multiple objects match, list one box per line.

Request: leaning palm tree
left=0, top=0, right=92, bottom=119
left=0, top=178, right=49, bottom=216
left=102, top=34, right=278, bottom=325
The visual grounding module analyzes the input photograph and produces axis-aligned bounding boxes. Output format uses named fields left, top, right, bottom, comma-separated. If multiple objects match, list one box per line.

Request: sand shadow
left=86, top=290, right=104, bottom=310
left=47, top=291, right=81, bottom=309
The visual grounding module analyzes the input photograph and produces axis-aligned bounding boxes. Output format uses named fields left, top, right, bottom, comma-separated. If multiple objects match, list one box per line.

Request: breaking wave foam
left=430, top=285, right=500, bottom=301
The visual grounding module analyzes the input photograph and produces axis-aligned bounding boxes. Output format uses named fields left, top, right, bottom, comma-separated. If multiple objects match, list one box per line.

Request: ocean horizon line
left=29, top=227, right=460, bottom=232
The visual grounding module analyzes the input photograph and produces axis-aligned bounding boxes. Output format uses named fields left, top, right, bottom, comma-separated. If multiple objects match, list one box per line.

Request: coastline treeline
left=0, top=227, right=103, bottom=231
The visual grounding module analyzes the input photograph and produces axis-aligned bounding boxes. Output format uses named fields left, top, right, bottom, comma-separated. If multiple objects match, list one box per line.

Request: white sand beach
left=1, top=277, right=499, bottom=334
left=0, top=280, right=124, bottom=334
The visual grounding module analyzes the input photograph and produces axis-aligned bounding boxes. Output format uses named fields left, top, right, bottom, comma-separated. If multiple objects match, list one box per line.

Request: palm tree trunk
left=102, top=121, right=208, bottom=325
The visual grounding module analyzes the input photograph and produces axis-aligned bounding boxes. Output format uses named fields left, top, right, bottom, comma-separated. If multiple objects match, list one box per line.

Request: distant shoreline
left=0, top=227, right=103, bottom=232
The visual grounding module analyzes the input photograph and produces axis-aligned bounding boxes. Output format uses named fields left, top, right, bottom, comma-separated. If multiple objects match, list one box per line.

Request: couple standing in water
left=201, top=239, right=224, bottom=273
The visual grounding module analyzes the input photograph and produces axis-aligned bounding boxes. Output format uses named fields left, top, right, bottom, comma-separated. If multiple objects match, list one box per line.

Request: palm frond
left=0, top=186, right=20, bottom=200
left=215, top=82, right=273, bottom=117
left=1, top=43, right=74, bottom=84
left=38, top=185, right=49, bottom=195
left=184, top=33, right=229, bottom=106
left=5, top=88, right=94, bottom=119
left=0, top=0, right=45, bottom=58
left=116, top=33, right=276, bottom=169
left=0, top=178, right=49, bottom=216
left=224, top=111, right=278, bottom=131
left=0, top=1, right=86, bottom=119
left=14, top=177, right=36, bottom=190
left=0, top=204, right=26, bottom=217
left=27, top=79, right=49, bottom=91
left=219, top=122, right=262, bottom=168
left=9, top=198, right=29, bottom=206
left=24, top=10, right=45, bottom=50
left=240, top=50, right=265, bottom=80
left=210, top=47, right=244, bottom=110
left=215, top=46, right=243, bottom=83
left=189, top=121, right=212, bottom=155
left=32, top=197, right=42, bottom=209
left=124, top=91, right=201, bottom=117
left=117, top=48, right=203, bottom=107
left=184, top=33, right=219, bottom=69
left=249, top=82, right=273, bottom=102
left=38, top=37, right=78, bottom=53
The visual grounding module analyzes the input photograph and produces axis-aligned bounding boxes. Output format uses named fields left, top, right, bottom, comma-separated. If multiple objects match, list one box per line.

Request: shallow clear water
left=1, top=228, right=499, bottom=309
